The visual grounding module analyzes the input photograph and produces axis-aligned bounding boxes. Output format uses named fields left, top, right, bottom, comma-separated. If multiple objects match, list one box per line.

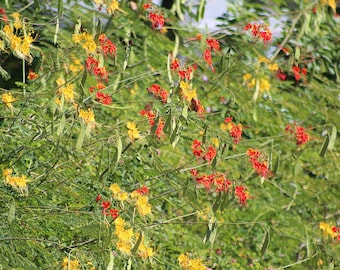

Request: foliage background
left=0, top=0, right=339, bottom=269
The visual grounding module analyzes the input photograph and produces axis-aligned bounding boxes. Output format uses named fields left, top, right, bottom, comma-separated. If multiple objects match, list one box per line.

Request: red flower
left=230, top=123, right=242, bottom=144
left=276, top=69, right=287, bottom=80
left=204, top=145, right=217, bottom=162
left=108, top=209, right=119, bottom=219
left=136, top=186, right=149, bottom=195
left=244, top=22, right=272, bottom=45
left=96, top=92, right=112, bottom=105
left=170, top=58, right=180, bottom=71
left=101, top=201, right=111, bottom=209
left=148, top=12, right=165, bottom=30
left=203, top=48, right=213, bottom=66
left=206, top=38, right=220, bottom=51
left=235, top=185, right=249, bottom=206
left=155, top=119, right=165, bottom=139
left=95, top=194, right=102, bottom=202
left=246, top=148, right=271, bottom=178
left=99, top=34, right=117, bottom=57
left=285, top=123, right=310, bottom=145
left=224, top=117, right=233, bottom=123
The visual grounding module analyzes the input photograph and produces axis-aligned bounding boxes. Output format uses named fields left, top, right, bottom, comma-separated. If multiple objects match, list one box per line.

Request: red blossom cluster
left=276, top=69, right=287, bottom=81
left=85, top=56, right=108, bottom=81
left=139, top=104, right=165, bottom=139
left=224, top=117, right=243, bottom=144
left=331, top=226, right=340, bottom=241
left=191, top=139, right=217, bottom=162
left=170, top=58, right=180, bottom=71
left=285, top=124, right=310, bottom=145
left=292, top=65, right=307, bottom=82
left=190, top=169, right=232, bottom=193
left=247, top=148, right=271, bottom=178
left=244, top=22, right=272, bottom=45
left=190, top=99, right=205, bottom=114
left=230, top=123, right=243, bottom=144
left=147, top=83, right=169, bottom=104
left=203, top=37, right=220, bottom=72
left=139, top=104, right=156, bottom=126
left=96, top=196, right=119, bottom=219
left=235, top=185, right=249, bottom=206
left=0, top=8, right=8, bottom=23
left=96, top=91, right=112, bottom=105
left=143, top=4, right=165, bottom=30
left=177, top=65, right=194, bottom=80
left=135, top=185, right=149, bottom=195
left=99, top=33, right=117, bottom=57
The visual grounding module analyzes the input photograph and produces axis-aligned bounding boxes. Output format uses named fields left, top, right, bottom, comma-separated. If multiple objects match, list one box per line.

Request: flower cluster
left=147, top=83, right=169, bottom=104
left=235, top=185, right=250, bottom=206
left=1, top=92, right=16, bottom=109
left=178, top=253, right=206, bottom=270
left=72, top=32, right=96, bottom=54
left=292, top=65, right=307, bottom=82
left=139, top=104, right=165, bottom=139
left=191, top=139, right=217, bottom=162
left=56, top=78, right=75, bottom=103
left=61, top=257, right=80, bottom=270
left=96, top=91, right=112, bottom=105
left=79, top=108, right=95, bottom=127
left=0, top=12, right=35, bottom=62
left=221, top=117, right=243, bottom=144
left=3, top=168, right=29, bottom=195
left=203, top=37, right=220, bottom=72
left=285, top=123, right=310, bottom=145
left=99, top=33, right=116, bottom=57
left=127, top=121, right=140, bottom=141
left=190, top=170, right=231, bottom=193
left=93, top=0, right=123, bottom=14
left=179, top=81, right=204, bottom=113
left=143, top=4, right=165, bottom=31
left=244, top=22, right=272, bottom=45
left=247, top=148, right=271, bottom=178
left=319, top=222, right=340, bottom=241
left=96, top=196, right=120, bottom=220
left=27, top=69, right=39, bottom=80
left=243, top=73, right=271, bottom=93
left=85, top=56, right=108, bottom=81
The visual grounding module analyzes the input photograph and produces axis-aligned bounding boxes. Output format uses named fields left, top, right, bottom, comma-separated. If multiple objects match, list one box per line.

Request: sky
left=152, top=0, right=228, bottom=29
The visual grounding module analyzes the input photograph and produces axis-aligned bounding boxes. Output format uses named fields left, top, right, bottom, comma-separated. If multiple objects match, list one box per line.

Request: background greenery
left=0, top=0, right=339, bottom=269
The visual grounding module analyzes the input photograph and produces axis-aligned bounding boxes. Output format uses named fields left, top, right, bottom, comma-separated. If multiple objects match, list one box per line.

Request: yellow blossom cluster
left=92, top=0, right=123, bottom=14
left=258, top=56, right=279, bottom=72
left=61, top=257, right=80, bottom=270
left=113, top=216, right=153, bottom=257
left=320, top=0, right=336, bottom=12
left=243, top=73, right=271, bottom=93
left=56, top=78, right=75, bottom=103
left=180, top=81, right=197, bottom=102
left=79, top=108, right=95, bottom=126
left=0, top=13, right=35, bottom=62
left=3, top=168, right=29, bottom=196
left=1, top=93, right=16, bottom=109
left=178, top=253, right=206, bottom=270
left=319, top=222, right=337, bottom=238
left=127, top=122, right=140, bottom=141
left=68, top=55, right=84, bottom=73
left=72, top=32, right=96, bottom=54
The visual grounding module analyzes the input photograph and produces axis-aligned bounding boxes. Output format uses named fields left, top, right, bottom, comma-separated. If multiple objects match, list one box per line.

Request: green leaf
left=319, top=134, right=329, bottom=157
left=76, top=125, right=86, bottom=151
left=57, top=114, right=66, bottom=136
left=106, top=250, right=114, bottom=270
left=203, top=217, right=217, bottom=245
left=260, top=228, right=270, bottom=256
left=196, top=0, right=206, bottom=22
left=131, top=231, right=143, bottom=254
left=57, top=0, right=63, bottom=17
left=327, top=124, right=337, bottom=151
left=294, top=46, right=300, bottom=62
left=116, top=135, right=122, bottom=164
left=7, top=201, right=15, bottom=224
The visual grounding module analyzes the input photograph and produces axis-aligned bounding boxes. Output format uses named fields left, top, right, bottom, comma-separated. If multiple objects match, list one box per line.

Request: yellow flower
left=116, top=240, right=132, bottom=255
left=3, top=169, right=29, bottom=196
left=60, top=84, right=75, bottom=102
left=178, top=254, right=190, bottom=269
left=127, top=122, right=140, bottom=141
left=268, top=63, right=279, bottom=72
left=189, top=258, right=206, bottom=270
left=79, top=108, right=95, bottom=125
left=258, top=56, right=270, bottom=63
left=138, top=243, right=154, bottom=258
left=243, top=73, right=252, bottom=81
left=319, top=222, right=337, bottom=238
left=136, top=195, right=152, bottom=217
left=2, top=93, right=16, bottom=108
left=321, top=0, right=336, bottom=12
left=73, top=33, right=97, bottom=54
left=116, top=228, right=134, bottom=242
left=56, top=77, right=65, bottom=86
left=259, top=78, right=270, bottom=92
left=11, top=13, right=22, bottom=29
left=180, top=81, right=197, bottom=101
left=211, top=137, right=219, bottom=148
left=114, top=216, right=125, bottom=230
left=62, top=257, right=80, bottom=270
left=110, top=183, right=121, bottom=194
left=117, top=191, right=128, bottom=201
left=107, top=0, right=120, bottom=13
